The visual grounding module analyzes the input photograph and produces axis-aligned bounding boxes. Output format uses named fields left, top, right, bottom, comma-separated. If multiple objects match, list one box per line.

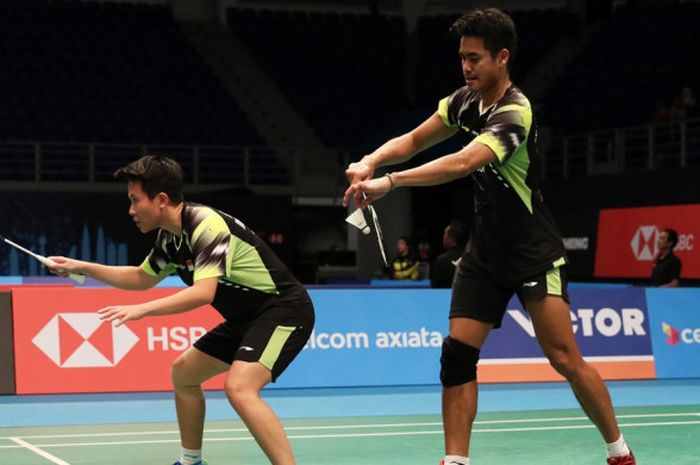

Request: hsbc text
left=676, top=234, right=694, bottom=251
left=147, top=327, right=207, bottom=351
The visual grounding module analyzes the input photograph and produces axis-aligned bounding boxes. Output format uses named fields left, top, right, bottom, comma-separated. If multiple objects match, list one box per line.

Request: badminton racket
left=362, top=194, right=388, bottom=267
left=0, top=235, right=86, bottom=284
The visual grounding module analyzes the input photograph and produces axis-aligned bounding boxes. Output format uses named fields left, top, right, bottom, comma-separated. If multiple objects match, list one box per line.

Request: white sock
left=606, top=434, right=631, bottom=458
left=444, top=455, right=469, bottom=465
left=180, top=447, right=202, bottom=465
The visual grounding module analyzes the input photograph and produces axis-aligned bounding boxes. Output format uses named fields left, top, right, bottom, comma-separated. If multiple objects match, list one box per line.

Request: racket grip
left=68, top=273, right=86, bottom=284
left=44, top=257, right=86, bottom=285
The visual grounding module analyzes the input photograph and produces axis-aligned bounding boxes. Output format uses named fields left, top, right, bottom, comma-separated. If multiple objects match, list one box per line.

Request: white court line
left=1, top=419, right=699, bottom=450
left=9, top=437, right=72, bottom=465
left=480, top=355, right=654, bottom=364
left=475, top=412, right=700, bottom=425
left=1, top=411, right=699, bottom=441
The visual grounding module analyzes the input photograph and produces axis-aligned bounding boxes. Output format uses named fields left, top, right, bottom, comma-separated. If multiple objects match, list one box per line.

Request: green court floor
left=1, top=405, right=698, bottom=465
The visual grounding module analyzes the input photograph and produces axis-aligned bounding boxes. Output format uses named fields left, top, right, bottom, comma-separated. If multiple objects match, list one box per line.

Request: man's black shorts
left=193, top=300, right=314, bottom=382
left=450, top=257, right=569, bottom=328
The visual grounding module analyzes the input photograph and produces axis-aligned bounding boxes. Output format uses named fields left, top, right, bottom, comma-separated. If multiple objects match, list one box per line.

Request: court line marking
left=1, top=419, right=699, bottom=449
left=481, top=355, right=654, bottom=364
left=9, top=437, right=72, bottom=465
left=1, top=411, right=698, bottom=440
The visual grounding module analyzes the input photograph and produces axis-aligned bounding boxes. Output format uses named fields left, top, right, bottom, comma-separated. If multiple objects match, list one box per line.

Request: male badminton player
left=343, top=8, right=636, bottom=465
left=49, top=155, right=314, bottom=465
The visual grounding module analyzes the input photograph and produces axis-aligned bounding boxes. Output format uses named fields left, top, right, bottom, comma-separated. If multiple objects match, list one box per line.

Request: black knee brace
left=440, top=336, right=480, bottom=387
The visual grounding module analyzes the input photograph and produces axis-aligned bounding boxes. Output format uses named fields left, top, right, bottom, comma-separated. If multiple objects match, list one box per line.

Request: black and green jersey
left=438, top=84, right=567, bottom=282
left=141, top=202, right=310, bottom=323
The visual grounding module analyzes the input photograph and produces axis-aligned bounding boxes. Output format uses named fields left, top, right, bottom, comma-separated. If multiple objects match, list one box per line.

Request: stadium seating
left=227, top=8, right=407, bottom=149
left=542, top=2, right=700, bottom=133
left=0, top=0, right=262, bottom=146
left=415, top=9, right=574, bottom=107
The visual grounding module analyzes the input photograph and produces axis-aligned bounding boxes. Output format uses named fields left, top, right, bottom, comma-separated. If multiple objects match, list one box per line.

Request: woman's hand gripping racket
left=0, top=235, right=86, bottom=284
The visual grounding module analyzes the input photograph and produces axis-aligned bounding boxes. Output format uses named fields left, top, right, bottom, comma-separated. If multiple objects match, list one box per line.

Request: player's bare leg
left=171, top=347, right=229, bottom=449
left=225, top=361, right=296, bottom=465
left=443, top=317, right=493, bottom=457
left=527, top=296, right=621, bottom=441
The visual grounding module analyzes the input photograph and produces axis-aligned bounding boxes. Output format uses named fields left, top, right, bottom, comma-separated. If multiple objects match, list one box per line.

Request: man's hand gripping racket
left=344, top=173, right=393, bottom=267
left=345, top=200, right=389, bottom=267
left=0, top=235, right=86, bottom=284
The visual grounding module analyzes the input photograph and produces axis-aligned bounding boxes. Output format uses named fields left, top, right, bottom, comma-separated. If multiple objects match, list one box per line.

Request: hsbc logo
left=630, top=225, right=658, bottom=261
left=33, top=313, right=139, bottom=368
left=630, top=225, right=694, bottom=261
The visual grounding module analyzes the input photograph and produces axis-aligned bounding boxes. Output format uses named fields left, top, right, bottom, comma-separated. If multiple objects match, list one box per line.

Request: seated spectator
left=388, top=236, right=419, bottom=280
left=431, top=221, right=467, bottom=288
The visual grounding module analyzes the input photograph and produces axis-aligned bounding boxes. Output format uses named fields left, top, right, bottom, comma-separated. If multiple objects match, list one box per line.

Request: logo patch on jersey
left=185, top=259, right=194, bottom=271
left=239, top=346, right=255, bottom=352
left=522, top=281, right=538, bottom=288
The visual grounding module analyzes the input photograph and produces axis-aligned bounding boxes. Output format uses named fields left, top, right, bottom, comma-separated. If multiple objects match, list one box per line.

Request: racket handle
left=68, top=273, right=86, bottom=284
left=44, top=257, right=86, bottom=285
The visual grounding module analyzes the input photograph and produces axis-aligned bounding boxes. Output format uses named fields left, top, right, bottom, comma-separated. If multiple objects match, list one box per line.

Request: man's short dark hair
left=447, top=221, right=467, bottom=245
left=449, top=8, right=517, bottom=68
left=114, top=155, right=184, bottom=203
left=664, top=228, right=679, bottom=249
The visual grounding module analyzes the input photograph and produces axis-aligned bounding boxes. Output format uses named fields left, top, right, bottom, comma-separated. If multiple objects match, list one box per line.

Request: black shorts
left=194, top=300, right=314, bottom=382
left=450, top=258, right=569, bottom=328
